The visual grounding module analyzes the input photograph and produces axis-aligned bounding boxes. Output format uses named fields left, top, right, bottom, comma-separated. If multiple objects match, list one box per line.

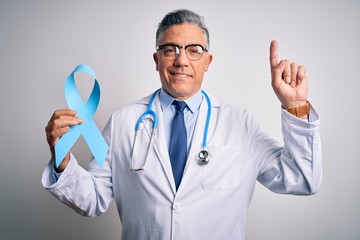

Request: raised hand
left=269, top=40, right=308, bottom=109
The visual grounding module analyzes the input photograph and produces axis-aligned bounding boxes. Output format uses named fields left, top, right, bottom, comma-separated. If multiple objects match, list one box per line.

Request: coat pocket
left=201, top=145, right=254, bottom=190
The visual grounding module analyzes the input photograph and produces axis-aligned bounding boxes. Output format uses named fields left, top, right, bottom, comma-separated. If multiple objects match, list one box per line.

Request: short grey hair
left=156, top=9, right=210, bottom=47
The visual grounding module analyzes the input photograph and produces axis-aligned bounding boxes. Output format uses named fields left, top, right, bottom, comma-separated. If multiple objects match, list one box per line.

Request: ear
left=204, top=53, right=213, bottom=72
left=153, top=53, right=159, bottom=71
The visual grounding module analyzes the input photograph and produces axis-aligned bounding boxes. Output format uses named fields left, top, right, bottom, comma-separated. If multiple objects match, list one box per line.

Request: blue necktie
left=169, top=101, right=187, bottom=190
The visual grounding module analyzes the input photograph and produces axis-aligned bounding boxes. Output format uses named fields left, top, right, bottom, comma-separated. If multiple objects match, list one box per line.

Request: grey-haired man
left=43, top=9, right=322, bottom=239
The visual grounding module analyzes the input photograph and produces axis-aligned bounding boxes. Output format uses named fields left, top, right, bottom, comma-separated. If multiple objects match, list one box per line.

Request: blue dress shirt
left=159, top=89, right=203, bottom=154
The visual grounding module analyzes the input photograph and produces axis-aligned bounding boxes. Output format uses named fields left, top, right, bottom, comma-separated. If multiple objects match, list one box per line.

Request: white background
left=0, top=0, right=359, bottom=239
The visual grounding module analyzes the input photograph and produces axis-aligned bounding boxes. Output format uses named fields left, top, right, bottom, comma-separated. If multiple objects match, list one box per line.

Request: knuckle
left=291, top=63, right=298, bottom=72
left=53, top=110, right=61, bottom=117
left=52, top=120, right=58, bottom=128
left=64, top=109, right=72, bottom=115
left=53, top=118, right=62, bottom=127
left=50, top=130, right=58, bottom=138
left=299, top=65, right=306, bottom=72
left=61, top=126, right=70, bottom=134
left=46, top=122, right=55, bottom=133
left=52, top=109, right=73, bottom=118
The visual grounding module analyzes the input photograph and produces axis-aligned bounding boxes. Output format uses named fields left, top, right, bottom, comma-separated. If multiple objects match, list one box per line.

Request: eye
left=162, top=45, right=176, bottom=55
left=187, top=45, right=203, bottom=55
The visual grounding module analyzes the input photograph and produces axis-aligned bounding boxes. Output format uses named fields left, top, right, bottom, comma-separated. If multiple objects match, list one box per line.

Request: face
left=153, top=23, right=213, bottom=100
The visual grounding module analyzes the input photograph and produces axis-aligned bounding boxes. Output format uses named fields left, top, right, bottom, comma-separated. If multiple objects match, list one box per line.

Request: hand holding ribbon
left=54, top=64, right=109, bottom=168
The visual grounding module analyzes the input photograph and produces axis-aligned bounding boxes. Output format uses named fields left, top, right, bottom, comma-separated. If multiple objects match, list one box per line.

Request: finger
left=290, top=62, right=298, bottom=87
left=282, top=59, right=291, bottom=84
left=47, top=126, right=71, bottom=146
left=48, top=126, right=70, bottom=140
left=270, top=40, right=279, bottom=69
left=47, top=115, right=83, bottom=131
left=271, top=60, right=286, bottom=89
left=54, top=116, right=83, bottom=127
left=297, top=65, right=307, bottom=85
left=50, top=109, right=77, bottom=121
left=46, top=116, right=83, bottom=144
left=45, top=116, right=83, bottom=146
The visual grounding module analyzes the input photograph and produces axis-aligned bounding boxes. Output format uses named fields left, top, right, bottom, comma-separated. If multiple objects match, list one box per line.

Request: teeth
left=173, top=73, right=189, bottom=77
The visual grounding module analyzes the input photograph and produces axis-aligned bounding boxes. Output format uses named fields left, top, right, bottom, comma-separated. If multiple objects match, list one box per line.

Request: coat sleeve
left=250, top=104, right=322, bottom=195
left=41, top=115, right=114, bottom=217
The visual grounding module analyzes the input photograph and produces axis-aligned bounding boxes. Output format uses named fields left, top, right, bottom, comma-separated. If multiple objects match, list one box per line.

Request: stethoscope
left=130, top=88, right=212, bottom=171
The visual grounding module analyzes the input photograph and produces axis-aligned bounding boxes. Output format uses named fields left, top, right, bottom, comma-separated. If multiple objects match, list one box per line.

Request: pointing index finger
left=270, top=40, right=279, bottom=68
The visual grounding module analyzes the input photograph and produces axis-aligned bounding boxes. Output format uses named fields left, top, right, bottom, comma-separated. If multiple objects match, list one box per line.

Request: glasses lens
left=158, top=44, right=206, bottom=61
left=186, top=45, right=204, bottom=61
left=161, top=45, right=177, bottom=59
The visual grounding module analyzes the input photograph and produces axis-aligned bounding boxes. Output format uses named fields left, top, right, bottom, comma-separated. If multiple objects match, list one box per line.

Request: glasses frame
left=157, top=43, right=209, bottom=61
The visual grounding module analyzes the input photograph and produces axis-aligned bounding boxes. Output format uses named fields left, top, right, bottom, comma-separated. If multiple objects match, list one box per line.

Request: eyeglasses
left=157, top=43, right=208, bottom=61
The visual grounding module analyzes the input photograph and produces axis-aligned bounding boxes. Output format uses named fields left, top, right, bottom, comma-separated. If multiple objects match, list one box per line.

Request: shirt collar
left=159, top=88, right=203, bottom=113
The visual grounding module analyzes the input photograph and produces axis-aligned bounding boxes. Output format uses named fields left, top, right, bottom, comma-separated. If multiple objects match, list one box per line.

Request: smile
left=170, top=72, right=192, bottom=78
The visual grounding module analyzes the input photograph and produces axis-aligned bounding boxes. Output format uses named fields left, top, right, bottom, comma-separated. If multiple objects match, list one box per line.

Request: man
left=42, top=9, right=322, bottom=239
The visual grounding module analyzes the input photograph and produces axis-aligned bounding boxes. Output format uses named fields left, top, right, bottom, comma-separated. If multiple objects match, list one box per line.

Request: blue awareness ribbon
left=55, top=64, right=109, bottom=168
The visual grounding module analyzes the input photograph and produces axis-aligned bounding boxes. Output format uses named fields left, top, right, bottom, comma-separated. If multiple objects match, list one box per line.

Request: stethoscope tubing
left=131, top=89, right=212, bottom=171
left=201, top=90, right=211, bottom=148
left=136, top=88, right=212, bottom=148
left=135, top=89, right=160, bottom=131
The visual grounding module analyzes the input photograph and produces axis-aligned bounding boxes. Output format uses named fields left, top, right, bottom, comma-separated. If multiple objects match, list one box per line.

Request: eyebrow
left=158, top=42, right=206, bottom=47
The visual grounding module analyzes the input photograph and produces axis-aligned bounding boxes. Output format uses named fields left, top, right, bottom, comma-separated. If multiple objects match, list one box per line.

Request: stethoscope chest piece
left=197, top=149, right=211, bottom=165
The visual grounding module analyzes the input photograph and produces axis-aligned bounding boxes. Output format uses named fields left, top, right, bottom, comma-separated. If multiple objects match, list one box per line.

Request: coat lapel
left=149, top=94, right=177, bottom=193
left=135, top=92, right=221, bottom=194
left=178, top=94, right=221, bottom=193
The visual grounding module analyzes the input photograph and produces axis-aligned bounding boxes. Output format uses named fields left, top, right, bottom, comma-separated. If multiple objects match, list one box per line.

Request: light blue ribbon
left=55, top=64, right=108, bottom=168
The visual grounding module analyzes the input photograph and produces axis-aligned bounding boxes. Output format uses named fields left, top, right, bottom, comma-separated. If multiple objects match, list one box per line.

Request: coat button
left=172, top=203, right=181, bottom=211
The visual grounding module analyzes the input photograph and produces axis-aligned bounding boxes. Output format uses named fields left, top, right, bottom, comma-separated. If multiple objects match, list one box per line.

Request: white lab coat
left=42, top=93, right=322, bottom=240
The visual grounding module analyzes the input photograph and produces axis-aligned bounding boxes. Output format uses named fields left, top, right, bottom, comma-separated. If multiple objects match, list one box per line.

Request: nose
left=174, top=47, right=189, bottom=67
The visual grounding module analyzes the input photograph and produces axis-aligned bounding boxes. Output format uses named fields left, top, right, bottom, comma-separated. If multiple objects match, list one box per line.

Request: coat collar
left=135, top=89, right=221, bottom=194
left=136, top=89, right=221, bottom=108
